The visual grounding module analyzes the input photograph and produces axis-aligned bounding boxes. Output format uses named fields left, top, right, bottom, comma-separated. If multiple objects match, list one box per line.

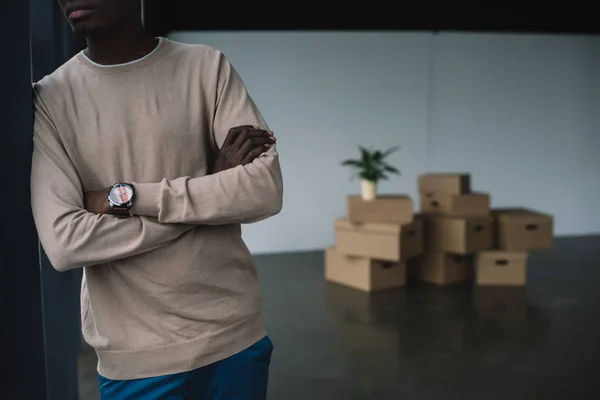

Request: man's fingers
left=239, top=138, right=271, bottom=161
left=238, top=138, right=275, bottom=158
left=231, top=128, right=274, bottom=150
left=249, top=136, right=276, bottom=147
left=232, top=130, right=251, bottom=150
left=238, top=135, right=254, bottom=156
left=241, top=146, right=266, bottom=165
left=223, top=125, right=255, bottom=147
left=241, top=129, right=272, bottom=139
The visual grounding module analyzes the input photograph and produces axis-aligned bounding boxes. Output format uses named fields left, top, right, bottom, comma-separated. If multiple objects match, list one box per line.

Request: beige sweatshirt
left=30, top=38, right=283, bottom=380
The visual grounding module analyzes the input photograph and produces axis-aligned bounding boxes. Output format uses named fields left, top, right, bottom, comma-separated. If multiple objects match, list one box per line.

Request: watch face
left=109, top=184, right=134, bottom=206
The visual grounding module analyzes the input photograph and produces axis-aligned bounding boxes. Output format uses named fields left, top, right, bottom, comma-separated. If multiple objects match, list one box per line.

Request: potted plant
left=341, top=145, right=401, bottom=201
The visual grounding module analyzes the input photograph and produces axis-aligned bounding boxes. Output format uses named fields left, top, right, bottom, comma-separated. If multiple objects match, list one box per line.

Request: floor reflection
left=78, top=238, right=600, bottom=399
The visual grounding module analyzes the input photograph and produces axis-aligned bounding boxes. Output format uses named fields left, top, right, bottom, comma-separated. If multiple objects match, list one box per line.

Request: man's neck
left=84, top=24, right=159, bottom=66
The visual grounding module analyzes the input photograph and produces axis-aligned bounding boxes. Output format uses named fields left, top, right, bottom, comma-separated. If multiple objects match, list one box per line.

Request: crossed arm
left=31, top=54, right=283, bottom=272
left=84, top=125, right=278, bottom=222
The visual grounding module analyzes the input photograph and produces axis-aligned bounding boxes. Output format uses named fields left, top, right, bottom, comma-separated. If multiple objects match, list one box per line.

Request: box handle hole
left=526, top=224, right=538, bottom=231
left=381, top=261, right=394, bottom=269
left=495, top=259, right=509, bottom=266
left=431, top=201, right=439, bottom=208
left=474, top=225, right=484, bottom=232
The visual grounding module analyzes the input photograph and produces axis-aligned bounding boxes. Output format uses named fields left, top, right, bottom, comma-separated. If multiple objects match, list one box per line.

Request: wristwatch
left=107, top=183, right=135, bottom=217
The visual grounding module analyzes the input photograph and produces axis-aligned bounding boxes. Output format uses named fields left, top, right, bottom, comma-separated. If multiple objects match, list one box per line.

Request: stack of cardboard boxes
left=414, top=173, right=494, bottom=285
left=415, top=173, right=554, bottom=287
left=475, top=208, right=554, bottom=286
left=325, top=195, right=424, bottom=292
left=325, top=172, right=554, bottom=292
left=473, top=204, right=553, bottom=328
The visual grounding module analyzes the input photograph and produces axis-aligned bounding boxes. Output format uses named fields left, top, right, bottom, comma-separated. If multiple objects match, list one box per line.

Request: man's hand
left=211, top=125, right=275, bottom=174
left=84, top=188, right=111, bottom=215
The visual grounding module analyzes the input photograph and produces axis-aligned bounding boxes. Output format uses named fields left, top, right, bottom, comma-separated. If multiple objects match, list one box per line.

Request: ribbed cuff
left=130, top=182, right=162, bottom=218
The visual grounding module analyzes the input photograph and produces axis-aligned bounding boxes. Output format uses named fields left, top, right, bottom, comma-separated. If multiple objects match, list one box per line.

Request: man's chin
left=70, top=22, right=97, bottom=38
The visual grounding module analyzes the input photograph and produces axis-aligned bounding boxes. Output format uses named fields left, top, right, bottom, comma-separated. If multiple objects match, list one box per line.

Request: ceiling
left=144, top=2, right=598, bottom=37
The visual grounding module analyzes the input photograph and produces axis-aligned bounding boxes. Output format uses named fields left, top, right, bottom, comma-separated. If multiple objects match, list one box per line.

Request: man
left=30, top=0, right=283, bottom=398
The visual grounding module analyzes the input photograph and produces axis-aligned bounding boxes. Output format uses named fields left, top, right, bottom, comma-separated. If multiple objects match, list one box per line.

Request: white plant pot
left=361, top=179, right=377, bottom=201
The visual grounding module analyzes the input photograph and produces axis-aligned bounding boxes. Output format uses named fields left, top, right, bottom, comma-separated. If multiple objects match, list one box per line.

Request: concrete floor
left=78, top=235, right=600, bottom=399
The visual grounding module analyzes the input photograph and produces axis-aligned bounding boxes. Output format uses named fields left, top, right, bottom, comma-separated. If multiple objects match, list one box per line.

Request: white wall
left=168, top=31, right=600, bottom=254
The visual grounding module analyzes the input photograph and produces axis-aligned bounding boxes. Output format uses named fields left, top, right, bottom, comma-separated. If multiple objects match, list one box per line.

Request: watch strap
left=112, top=206, right=131, bottom=217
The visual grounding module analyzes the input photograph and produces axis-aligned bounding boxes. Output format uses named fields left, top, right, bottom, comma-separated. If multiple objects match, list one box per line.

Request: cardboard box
left=418, top=173, right=471, bottom=195
left=412, top=252, right=472, bottom=285
left=420, top=192, right=490, bottom=217
left=325, top=247, right=406, bottom=292
left=492, top=208, right=553, bottom=251
left=347, top=195, right=413, bottom=224
left=423, top=215, right=494, bottom=254
left=475, top=251, right=528, bottom=286
left=334, top=218, right=423, bottom=262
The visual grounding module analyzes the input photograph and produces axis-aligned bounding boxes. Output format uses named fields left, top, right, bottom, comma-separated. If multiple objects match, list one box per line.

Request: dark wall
left=1, top=0, right=48, bottom=398
left=0, top=1, right=85, bottom=399
left=144, top=1, right=598, bottom=36
left=30, top=1, right=86, bottom=400
left=31, top=0, right=85, bottom=81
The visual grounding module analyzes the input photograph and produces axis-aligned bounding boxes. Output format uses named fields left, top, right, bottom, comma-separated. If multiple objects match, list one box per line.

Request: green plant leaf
left=382, top=145, right=401, bottom=158
left=359, top=146, right=371, bottom=161
left=384, top=164, right=400, bottom=174
left=342, top=144, right=401, bottom=183
left=341, top=159, right=362, bottom=167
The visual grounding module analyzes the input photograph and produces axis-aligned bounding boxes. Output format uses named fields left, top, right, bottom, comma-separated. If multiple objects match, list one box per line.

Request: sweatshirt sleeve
left=129, top=51, right=283, bottom=225
left=30, top=88, right=196, bottom=272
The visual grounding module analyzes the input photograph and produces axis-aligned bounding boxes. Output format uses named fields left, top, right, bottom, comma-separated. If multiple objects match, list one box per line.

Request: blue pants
left=98, top=336, right=273, bottom=400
